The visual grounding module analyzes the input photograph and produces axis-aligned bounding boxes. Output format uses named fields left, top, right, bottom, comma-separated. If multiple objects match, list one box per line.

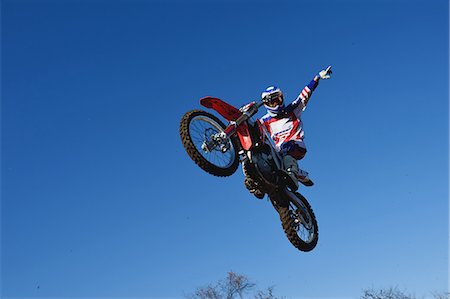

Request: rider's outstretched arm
left=298, top=77, right=320, bottom=106
left=285, top=66, right=332, bottom=112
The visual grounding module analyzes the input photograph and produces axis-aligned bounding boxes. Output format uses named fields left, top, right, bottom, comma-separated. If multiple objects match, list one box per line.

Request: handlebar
left=238, top=100, right=264, bottom=122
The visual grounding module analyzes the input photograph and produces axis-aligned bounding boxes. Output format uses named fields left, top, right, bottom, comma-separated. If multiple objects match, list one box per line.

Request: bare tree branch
left=361, top=287, right=416, bottom=299
left=220, top=272, right=256, bottom=299
left=188, top=273, right=445, bottom=299
left=432, top=292, right=450, bottom=299
left=254, top=286, right=283, bottom=299
left=191, top=284, right=222, bottom=299
left=187, top=272, right=260, bottom=299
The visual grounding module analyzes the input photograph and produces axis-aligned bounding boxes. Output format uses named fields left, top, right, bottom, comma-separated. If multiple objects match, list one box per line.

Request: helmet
left=262, top=86, right=284, bottom=116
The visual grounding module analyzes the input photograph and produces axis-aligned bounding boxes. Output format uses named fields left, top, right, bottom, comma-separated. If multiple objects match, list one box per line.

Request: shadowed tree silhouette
left=187, top=272, right=449, bottom=299
left=362, top=287, right=449, bottom=299
left=433, top=292, right=450, bottom=299
left=361, top=287, right=417, bottom=299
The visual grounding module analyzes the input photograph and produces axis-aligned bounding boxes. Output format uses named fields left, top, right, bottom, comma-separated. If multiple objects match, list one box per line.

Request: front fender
left=200, top=97, right=242, bottom=121
left=200, top=96, right=253, bottom=150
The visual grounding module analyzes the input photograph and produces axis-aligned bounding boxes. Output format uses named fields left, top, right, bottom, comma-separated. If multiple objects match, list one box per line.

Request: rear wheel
left=179, top=110, right=239, bottom=177
left=276, top=192, right=318, bottom=252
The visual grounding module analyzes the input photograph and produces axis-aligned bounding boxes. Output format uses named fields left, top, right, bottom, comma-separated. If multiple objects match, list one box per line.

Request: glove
left=318, top=65, right=332, bottom=80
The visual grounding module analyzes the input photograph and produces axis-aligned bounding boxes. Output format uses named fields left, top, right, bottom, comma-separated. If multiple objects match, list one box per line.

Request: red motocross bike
left=179, top=96, right=318, bottom=252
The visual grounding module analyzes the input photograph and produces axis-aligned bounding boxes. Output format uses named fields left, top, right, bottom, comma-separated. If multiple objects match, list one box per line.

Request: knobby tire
left=276, top=192, right=319, bottom=252
left=179, top=110, right=239, bottom=177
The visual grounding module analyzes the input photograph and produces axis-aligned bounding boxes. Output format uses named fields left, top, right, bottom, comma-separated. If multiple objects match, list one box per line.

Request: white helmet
left=262, top=86, right=284, bottom=116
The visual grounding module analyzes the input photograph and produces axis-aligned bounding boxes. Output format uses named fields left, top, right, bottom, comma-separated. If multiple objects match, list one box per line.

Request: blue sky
left=1, top=0, right=448, bottom=298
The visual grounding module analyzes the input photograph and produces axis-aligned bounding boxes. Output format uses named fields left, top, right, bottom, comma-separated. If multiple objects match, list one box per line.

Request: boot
left=297, top=169, right=314, bottom=186
left=283, top=155, right=300, bottom=190
left=244, top=177, right=265, bottom=199
left=283, top=155, right=314, bottom=188
left=242, top=163, right=265, bottom=199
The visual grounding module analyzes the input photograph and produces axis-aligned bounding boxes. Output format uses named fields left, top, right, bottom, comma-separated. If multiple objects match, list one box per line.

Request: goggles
left=265, top=94, right=284, bottom=108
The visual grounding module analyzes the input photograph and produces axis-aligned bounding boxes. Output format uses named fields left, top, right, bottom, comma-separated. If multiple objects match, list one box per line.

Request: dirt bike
left=179, top=96, right=319, bottom=252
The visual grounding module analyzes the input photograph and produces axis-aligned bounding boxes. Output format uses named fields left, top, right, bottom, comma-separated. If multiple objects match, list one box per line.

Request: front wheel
left=275, top=192, right=319, bottom=252
left=179, top=110, right=240, bottom=177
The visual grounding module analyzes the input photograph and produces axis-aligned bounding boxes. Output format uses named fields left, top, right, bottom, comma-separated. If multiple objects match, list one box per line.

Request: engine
left=252, top=150, right=277, bottom=183
left=242, top=121, right=279, bottom=197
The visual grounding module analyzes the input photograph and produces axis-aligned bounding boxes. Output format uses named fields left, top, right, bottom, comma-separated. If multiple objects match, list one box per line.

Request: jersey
left=260, top=78, right=319, bottom=151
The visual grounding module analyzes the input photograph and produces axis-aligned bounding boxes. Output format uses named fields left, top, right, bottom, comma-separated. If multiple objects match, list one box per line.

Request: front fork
left=201, top=133, right=230, bottom=153
left=200, top=121, right=239, bottom=154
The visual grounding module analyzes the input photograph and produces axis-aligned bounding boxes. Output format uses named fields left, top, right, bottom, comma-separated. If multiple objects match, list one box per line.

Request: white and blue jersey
left=260, top=78, right=319, bottom=152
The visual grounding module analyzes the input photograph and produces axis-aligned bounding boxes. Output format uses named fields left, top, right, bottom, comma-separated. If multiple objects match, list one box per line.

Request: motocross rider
left=254, top=66, right=332, bottom=195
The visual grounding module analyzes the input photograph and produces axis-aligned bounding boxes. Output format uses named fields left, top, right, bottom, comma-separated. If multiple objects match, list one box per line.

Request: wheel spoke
left=290, top=203, right=315, bottom=244
left=188, top=115, right=235, bottom=169
left=189, top=116, right=235, bottom=168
